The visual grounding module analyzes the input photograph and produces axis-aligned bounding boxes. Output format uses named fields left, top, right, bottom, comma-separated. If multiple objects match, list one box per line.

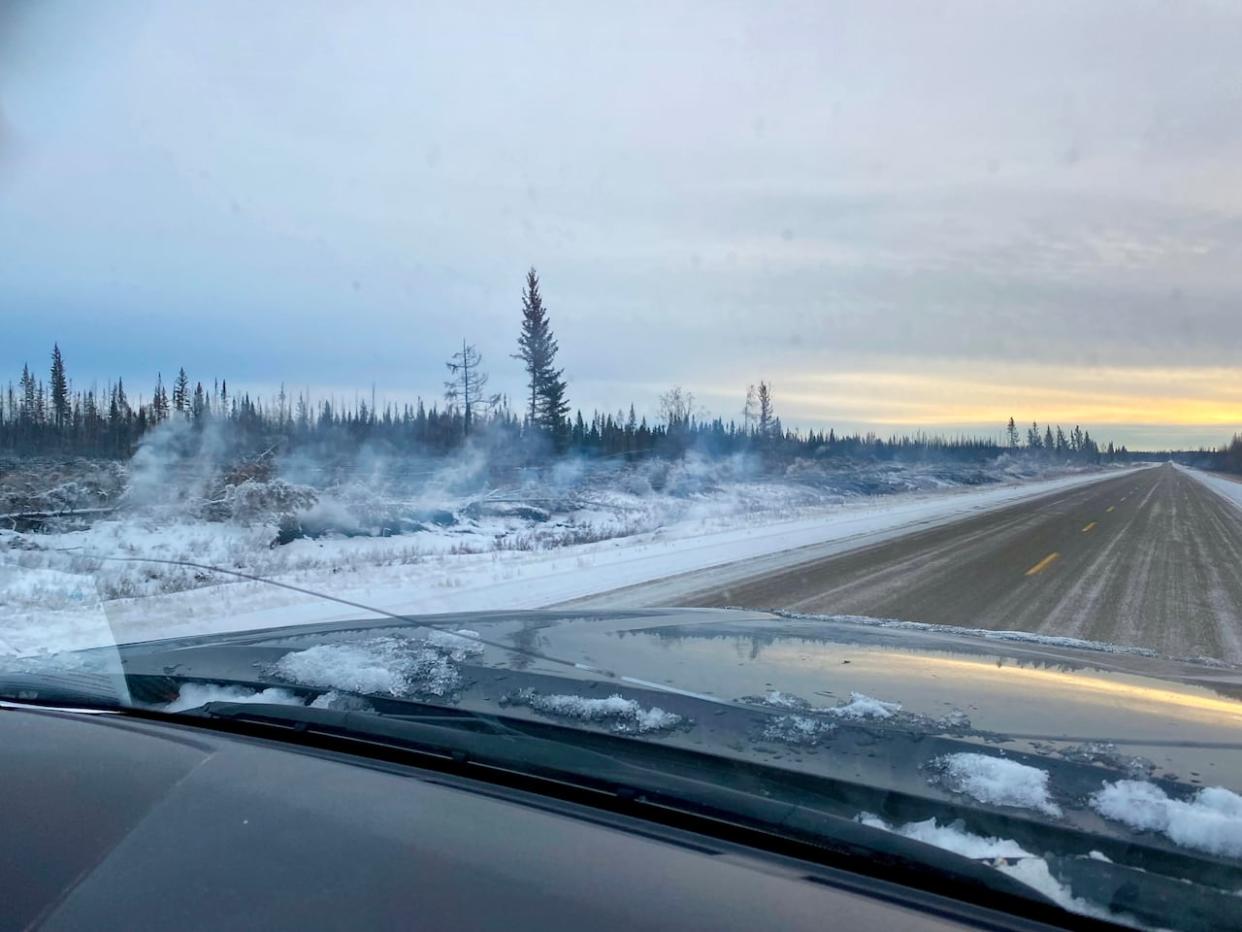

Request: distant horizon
left=4, top=343, right=1235, bottom=453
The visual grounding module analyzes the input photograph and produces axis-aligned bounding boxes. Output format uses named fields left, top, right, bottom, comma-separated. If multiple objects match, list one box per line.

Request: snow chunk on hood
left=506, top=689, right=682, bottom=734
left=826, top=691, right=900, bottom=720
left=858, top=814, right=1112, bottom=921
left=271, top=635, right=462, bottom=698
left=762, top=715, right=836, bottom=745
left=162, top=683, right=305, bottom=713
left=1091, top=779, right=1242, bottom=859
left=933, top=753, right=1062, bottom=817
left=422, top=628, right=485, bottom=660
left=759, top=690, right=810, bottom=710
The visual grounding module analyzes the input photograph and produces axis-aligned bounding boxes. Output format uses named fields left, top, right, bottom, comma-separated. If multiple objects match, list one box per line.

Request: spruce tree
left=757, top=381, right=775, bottom=437
left=513, top=267, right=569, bottom=441
left=50, top=344, right=69, bottom=432
left=173, top=367, right=190, bottom=414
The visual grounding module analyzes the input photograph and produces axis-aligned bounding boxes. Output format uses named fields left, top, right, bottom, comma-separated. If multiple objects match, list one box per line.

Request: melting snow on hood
left=762, top=715, right=836, bottom=745
left=1091, top=779, right=1242, bottom=859
left=504, top=689, right=682, bottom=734
left=857, top=813, right=1114, bottom=922
left=270, top=633, right=472, bottom=698
left=826, top=691, right=901, bottom=720
left=162, top=682, right=305, bottom=713
left=932, top=753, right=1062, bottom=817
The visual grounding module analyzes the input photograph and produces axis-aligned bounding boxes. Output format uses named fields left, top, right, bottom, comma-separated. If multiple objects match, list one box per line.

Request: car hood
left=107, top=607, right=1242, bottom=790
left=12, top=607, right=1242, bottom=928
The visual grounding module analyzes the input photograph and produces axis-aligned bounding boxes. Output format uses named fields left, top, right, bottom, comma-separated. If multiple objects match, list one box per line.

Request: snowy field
left=0, top=450, right=1134, bottom=658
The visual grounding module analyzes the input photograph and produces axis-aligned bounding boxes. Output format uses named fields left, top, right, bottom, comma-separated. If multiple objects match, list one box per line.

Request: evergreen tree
left=50, top=344, right=69, bottom=431
left=757, top=381, right=775, bottom=437
left=152, top=373, right=169, bottom=423
left=192, top=382, right=207, bottom=423
left=513, top=268, right=569, bottom=440
left=19, top=365, right=36, bottom=425
left=1006, top=417, right=1019, bottom=450
left=173, top=367, right=190, bottom=414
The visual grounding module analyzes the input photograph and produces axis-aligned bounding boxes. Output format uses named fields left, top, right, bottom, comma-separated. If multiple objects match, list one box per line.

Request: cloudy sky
left=3, top=0, right=1242, bottom=448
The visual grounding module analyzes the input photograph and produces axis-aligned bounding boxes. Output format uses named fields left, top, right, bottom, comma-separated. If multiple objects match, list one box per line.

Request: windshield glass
left=4, top=2, right=1242, bottom=929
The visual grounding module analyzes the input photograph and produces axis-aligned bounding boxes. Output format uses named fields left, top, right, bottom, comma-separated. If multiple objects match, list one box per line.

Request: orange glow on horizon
left=760, top=365, right=1242, bottom=430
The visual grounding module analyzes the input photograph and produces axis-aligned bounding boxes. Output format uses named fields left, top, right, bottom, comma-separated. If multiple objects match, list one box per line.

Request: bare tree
left=742, top=384, right=758, bottom=431
left=657, top=386, right=697, bottom=429
left=444, top=340, right=498, bottom=435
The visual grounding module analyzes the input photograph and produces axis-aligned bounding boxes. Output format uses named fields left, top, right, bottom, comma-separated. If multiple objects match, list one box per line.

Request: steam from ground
left=9, top=417, right=1075, bottom=548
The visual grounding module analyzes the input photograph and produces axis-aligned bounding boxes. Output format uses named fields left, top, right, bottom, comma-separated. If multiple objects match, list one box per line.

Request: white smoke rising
left=123, top=417, right=233, bottom=512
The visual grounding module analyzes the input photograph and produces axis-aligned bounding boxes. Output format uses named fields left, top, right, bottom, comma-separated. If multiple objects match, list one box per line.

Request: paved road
left=668, top=464, right=1242, bottom=661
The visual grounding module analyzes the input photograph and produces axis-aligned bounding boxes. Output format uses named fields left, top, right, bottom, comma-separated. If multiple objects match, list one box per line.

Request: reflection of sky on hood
left=598, top=626, right=1242, bottom=745
left=5, top=1, right=1242, bottom=447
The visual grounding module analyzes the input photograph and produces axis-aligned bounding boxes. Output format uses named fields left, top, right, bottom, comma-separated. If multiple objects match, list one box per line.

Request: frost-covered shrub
left=204, top=478, right=317, bottom=525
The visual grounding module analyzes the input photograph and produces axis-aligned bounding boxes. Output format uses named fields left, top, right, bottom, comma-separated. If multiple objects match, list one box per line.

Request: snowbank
left=1180, top=465, right=1242, bottom=513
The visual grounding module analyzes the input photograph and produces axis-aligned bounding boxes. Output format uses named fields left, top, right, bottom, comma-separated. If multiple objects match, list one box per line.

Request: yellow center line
left=1106, top=506, right=1115, bottom=512
left=1025, top=552, right=1061, bottom=577
left=1082, top=522, right=1097, bottom=533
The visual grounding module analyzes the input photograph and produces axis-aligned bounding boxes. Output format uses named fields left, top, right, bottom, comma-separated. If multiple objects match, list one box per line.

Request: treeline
left=0, top=355, right=1017, bottom=465
left=1, top=268, right=1134, bottom=466
left=1002, top=417, right=1125, bottom=461
left=1219, top=435, right=1242, bottom=474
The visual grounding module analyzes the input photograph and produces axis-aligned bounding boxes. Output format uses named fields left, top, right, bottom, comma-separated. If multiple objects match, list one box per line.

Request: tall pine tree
left=50, top=344, right=69, bottom=432
left=513, top=267, right=569, bottom=443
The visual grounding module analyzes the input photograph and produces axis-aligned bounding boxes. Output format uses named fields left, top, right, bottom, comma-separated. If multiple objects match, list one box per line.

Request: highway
left=643, top=464, right=1242, bottom=662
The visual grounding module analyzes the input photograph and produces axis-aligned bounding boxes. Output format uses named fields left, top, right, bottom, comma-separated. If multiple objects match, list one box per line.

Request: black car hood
left=107, top=608, right=1242, bottom=791
left=10, top=608, right=1242, bottom=930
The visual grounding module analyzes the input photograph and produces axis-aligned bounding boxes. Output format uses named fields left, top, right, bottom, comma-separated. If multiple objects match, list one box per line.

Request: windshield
left=3, top=2, right=1242, bottom=929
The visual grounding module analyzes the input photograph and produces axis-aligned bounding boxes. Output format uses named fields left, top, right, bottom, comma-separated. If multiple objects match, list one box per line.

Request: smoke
left=108, top=413, right=1042, bottom=548
left=124, top=417, right=232, bottom=511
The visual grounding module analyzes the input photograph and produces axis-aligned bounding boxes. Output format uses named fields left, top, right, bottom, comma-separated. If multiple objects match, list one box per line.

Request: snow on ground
left=932, top=753, right=1062, bottom=817
left=1, top=464, right=1134, bottom=655
left=1180, top=464, right=1242, bottom=513
left=857, top=813, right=1115, bottom=921
left=1090, top=779, right=1242, bottom=859
left=503, top=689, right=682, bottom=734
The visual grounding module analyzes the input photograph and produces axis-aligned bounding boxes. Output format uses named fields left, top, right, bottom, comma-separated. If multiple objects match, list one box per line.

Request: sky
left=3, top=0, right=1242, bottom=449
